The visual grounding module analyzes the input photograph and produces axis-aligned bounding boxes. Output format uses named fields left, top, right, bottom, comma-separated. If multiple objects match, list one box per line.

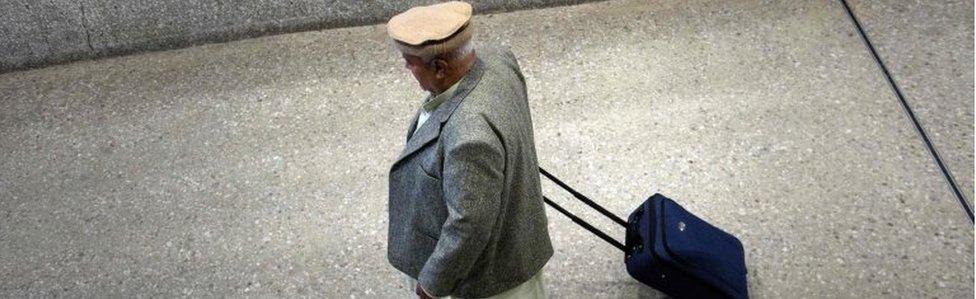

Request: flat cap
left=387, top=1, right=474, bottom=57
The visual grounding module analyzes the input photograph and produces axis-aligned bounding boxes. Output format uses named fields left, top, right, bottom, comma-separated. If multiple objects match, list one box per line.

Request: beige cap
left=387, top=1, right=473, bottom=57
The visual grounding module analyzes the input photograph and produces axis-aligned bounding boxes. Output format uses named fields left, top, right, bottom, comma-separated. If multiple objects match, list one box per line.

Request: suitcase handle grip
left=539, top=167, right=632, bottom=253
left=542, top=195, right=627, bottom=253
left=539, top=167, right=628, bottom=228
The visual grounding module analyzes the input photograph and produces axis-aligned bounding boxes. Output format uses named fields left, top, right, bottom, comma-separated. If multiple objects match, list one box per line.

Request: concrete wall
left=0, top=0, right=596, bottom=73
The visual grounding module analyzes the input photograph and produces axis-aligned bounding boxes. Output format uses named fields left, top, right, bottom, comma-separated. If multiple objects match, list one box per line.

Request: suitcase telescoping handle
left=539, top=167, right=628, bottom=253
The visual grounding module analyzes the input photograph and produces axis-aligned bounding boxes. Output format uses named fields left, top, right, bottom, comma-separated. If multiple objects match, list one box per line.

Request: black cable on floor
left=838, top=0, right=974, bottom=223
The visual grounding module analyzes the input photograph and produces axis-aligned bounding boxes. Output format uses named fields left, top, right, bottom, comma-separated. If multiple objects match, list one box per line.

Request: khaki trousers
left=402, top=270, right=546, bottom=299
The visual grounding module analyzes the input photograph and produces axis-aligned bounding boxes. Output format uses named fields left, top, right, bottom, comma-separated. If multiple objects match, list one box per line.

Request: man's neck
left=435, top=52, right=477, bottom=94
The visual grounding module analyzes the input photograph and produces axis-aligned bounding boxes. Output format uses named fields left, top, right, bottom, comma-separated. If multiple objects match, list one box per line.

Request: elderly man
left=385, top=1, right=553, bottom=298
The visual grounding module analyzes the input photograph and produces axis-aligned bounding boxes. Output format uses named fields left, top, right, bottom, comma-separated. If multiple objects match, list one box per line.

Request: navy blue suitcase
left=624, top=194, right=748, bottom=299
left=540, top=168, right=748, bottom=299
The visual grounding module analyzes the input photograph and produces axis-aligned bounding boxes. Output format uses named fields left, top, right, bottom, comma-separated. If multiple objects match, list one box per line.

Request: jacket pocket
left=418, top=164, right=441, bottom=181
left=414, top=225, right=440, bottom=241
left=411, top=166, right=447, bottom=238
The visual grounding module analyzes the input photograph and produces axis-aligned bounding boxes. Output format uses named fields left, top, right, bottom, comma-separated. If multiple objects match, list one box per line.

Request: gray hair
left=420, top=39, right=475, bottom=64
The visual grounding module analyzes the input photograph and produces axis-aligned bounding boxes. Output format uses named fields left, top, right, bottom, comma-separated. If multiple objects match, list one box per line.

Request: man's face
left=403, top=54, right=438, bottom=92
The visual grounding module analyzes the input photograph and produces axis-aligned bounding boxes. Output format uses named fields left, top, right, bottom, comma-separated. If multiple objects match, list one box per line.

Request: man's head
left=387, top=1, right=478, bottom=94
left=401, top=37, right=475, bottom=93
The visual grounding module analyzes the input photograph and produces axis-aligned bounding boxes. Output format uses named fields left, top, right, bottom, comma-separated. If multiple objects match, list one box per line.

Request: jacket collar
left=392, top=57, right=486, bottom=170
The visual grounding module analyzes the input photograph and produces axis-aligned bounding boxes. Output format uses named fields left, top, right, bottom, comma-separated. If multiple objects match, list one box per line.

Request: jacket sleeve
left=418, top=116, right=505, bottom=297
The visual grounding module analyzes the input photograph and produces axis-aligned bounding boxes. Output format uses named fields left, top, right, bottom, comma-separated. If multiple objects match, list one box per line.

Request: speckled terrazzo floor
left=0, top=0, right=972, bottom=297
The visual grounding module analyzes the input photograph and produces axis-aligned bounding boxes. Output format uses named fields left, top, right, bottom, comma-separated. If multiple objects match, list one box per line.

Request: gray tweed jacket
left=387, top=46, right=553, bottom=298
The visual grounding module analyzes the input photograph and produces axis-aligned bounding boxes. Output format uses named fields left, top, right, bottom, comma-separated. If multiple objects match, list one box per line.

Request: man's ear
left=432, top=59, right=448, bottom=79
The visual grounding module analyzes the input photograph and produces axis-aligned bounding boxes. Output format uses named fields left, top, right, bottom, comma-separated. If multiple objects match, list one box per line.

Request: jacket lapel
left=391, top=58, right=486, bottom=170
left=405, top=108, right=422, bottom=142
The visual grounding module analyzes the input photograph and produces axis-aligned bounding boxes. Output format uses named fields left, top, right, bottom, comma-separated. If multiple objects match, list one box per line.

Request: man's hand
left=415, top=282, right=435, bottom=299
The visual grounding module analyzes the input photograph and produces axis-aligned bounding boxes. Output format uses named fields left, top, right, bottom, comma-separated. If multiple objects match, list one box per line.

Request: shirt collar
left=422, top=75, right=465, bottom=112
